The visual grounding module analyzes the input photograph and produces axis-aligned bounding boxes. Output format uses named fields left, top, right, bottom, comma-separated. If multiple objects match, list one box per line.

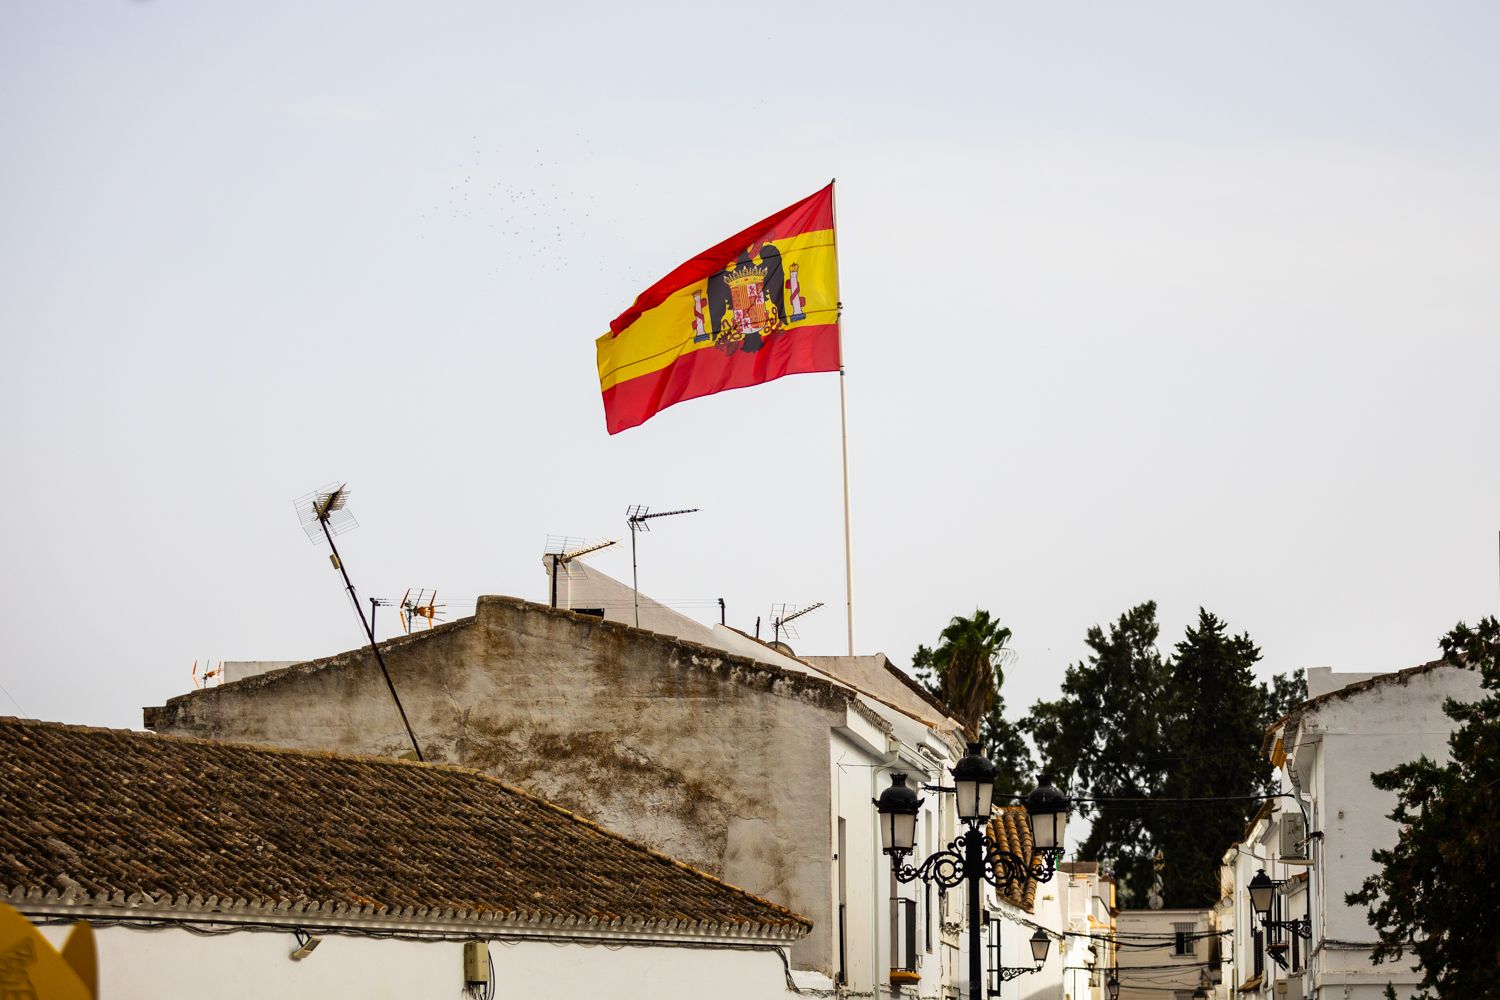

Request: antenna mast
left=771, top=601, right=825, bottom=647
left=546, top=537, right=618, bottom=609
left=625, top=505, right=699, bottom=627
left=295, top=483, right=424, bottom=761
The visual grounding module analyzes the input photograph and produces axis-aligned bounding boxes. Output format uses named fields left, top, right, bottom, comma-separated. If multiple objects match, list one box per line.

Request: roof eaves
left=4, top=886, right=809, bottom=944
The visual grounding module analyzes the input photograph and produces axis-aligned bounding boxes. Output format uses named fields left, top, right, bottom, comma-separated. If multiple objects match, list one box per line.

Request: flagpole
left=831, top=178, right=855, bottom=656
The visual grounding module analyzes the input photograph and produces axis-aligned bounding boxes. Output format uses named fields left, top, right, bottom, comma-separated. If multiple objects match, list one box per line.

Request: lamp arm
left=995, top=966, right=1042, bottom=982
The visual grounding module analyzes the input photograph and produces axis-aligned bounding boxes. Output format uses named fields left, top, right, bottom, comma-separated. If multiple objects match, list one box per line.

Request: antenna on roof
left=191, top=659, right=223, bottom=689
left=399, top=589, right=445, bottom=633
left=771, top=602, right=824, bottom=647
left=625, top=505, right=699, bottom=627
left=545, top=537, right=618, bottom=609
left=294, top=482, right=424, bottom=761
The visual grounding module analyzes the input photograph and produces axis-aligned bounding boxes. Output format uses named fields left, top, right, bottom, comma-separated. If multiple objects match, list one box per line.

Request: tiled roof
left=987, top=807, right=1037, bottom=911
left=0, top=718, right=809, bottom=939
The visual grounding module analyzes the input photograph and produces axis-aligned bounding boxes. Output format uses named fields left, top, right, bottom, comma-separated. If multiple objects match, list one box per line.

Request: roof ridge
left=1262, top=653, right=1459, bottom=741
left=151, top=595, right=862, bottom=721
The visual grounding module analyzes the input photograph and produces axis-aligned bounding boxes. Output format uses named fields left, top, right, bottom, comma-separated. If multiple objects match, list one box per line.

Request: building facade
left=1221, top=659, right=1484, bottom=1000
left=145, top=593, right=978, bottom=999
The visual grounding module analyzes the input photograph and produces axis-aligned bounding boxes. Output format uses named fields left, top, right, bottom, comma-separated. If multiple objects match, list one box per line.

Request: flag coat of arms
left=596, top=184, right=839, bottom=434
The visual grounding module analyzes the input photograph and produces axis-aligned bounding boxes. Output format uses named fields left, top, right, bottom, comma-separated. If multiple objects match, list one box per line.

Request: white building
left=1222, top=658, right=1483, bottom=1000
left=1, top=717, right=810, bottom=1000
left=1054, top=862, right=1117, bottom=1000
left=1114, top=907, right=1214, bottom=1000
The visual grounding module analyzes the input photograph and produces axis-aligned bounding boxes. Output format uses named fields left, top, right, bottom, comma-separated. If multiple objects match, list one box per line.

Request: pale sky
left=2, top=2, right=1497, bottom=732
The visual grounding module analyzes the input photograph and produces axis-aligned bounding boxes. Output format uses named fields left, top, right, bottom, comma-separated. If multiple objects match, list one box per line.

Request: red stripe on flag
left=600, top=323, right=840, bottom=434
left=607, top=185, right=834, bottom=337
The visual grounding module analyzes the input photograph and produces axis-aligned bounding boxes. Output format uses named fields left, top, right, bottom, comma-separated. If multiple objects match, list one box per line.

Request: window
left=892, top=895, right=917, bottom=973
left=1252, top=929, right=1264, bottom=977
left=1173, top=922, right=1196, bottom=957
left=836, top=819, right=847, bottom=986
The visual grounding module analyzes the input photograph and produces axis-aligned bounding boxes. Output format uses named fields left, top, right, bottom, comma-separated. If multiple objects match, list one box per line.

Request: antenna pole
left=319, top=517, right=425, bottom=762
left=550, top=554, right=560, bottom=609
left=719, top=597, right=726, bottom=625
left=831, top=178, right=855, bottom=655
left=631, top=524, right=640, bottom=626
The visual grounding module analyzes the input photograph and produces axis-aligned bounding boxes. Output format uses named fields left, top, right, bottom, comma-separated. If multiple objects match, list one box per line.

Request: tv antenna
left=771, top=602, right=824, bottom=647
left=294, top=482, right=424, bottom=761
left=625, top=505, right=698, bottom=627
left=399, top=588, right=445, bottom=633
left=191, top=659, right=223, bottom=689
left=545, top=537, right=618, bottom=609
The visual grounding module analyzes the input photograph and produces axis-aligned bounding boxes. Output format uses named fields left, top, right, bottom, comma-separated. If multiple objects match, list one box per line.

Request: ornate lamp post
left=874, top=743, right=1070, bottom=1000
left=1105, top=969, right=1121, bottom=1000
left=1246, top=869, right=1311, bottom=939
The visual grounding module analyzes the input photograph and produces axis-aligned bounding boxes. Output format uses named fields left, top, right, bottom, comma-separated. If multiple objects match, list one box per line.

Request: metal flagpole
left=831, top=178, right=855, bottom=656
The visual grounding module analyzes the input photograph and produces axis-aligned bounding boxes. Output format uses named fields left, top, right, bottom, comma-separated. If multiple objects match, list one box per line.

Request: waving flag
left=596, top=184, right=840, bottom=434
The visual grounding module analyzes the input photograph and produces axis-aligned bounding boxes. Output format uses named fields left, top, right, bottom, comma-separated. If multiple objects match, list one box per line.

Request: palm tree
left=930, top=610, right=1013, bottom=741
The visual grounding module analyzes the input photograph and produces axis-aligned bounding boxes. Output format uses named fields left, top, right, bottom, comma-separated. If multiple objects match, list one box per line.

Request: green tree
left=911, top=610, right=1035, bottom=799
left=1024, top=603, right=1304, bottom=908
left=1026, top=602, right=1167, bottom=906
left=1346, top=616, right=1500, bottom=1000
left=1157, top=609, right=1267, bottom=907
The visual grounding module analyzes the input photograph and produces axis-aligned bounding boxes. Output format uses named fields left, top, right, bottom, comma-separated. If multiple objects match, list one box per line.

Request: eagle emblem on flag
left=702, top=242, right=794, bottom=356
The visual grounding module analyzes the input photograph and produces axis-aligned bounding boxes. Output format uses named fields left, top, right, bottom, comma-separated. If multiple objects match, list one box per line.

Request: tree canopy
left=1346, top=616, right=1500, bottom=1000
left=1025, top=602, right=1304, bottom=907
left=911, top=602, right=1305, bottom=907
left=911, top=610, right=1036, bottom=799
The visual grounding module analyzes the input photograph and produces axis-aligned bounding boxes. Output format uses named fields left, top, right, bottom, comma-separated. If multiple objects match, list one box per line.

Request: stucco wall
left=1298, top=663, right=1481, bottom=987
left=38, top=922, right=795, bottom=1000
left=146, top=596, right=847, bottom=974
left=1115, top=908, right=1210, bottom=1000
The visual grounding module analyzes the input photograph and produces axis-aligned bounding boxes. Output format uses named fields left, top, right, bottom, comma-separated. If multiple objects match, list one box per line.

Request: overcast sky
left=2, top=2, right=1497, bottom=732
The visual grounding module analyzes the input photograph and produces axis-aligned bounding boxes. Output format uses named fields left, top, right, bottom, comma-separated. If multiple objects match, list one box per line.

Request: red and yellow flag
left=597, top=184, right=839, bottom=434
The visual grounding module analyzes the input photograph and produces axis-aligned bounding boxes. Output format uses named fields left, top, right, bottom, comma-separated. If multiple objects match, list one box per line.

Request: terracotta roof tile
left=986, top=807, right=1037, bottom=912
left=0, top=718, right=809, bottom=937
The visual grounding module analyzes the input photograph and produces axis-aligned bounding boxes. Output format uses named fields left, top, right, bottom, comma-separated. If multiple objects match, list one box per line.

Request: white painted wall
left=1282, top=663, right=1479, bottom=1000
left=37, top=923, right=795, bottom=1000
left=1115, top=908, right=1210, bottom=1000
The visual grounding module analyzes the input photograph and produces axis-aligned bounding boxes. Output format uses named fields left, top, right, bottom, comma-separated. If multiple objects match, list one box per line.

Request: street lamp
left=991, top=926, right=1053, bottom=988
left=875, top=743, right=1070, bottom=1000
left=1105, top=969, right=1121, bottom=1000
left=1246, top=868, right=1311, bottom=940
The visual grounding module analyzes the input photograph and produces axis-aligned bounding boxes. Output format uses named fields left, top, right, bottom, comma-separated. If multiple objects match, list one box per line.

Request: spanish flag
left=596, top=184, right=840, bottom=434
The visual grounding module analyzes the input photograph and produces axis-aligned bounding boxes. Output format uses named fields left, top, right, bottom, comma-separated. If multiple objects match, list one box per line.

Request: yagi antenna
left=625, top=505, right=699, bottom=627
left=772, top=601, right=824, bottom=647
left=292, top=482, right=424, bottom=761
left=547, top=538, right=619, bottom=609
left=399, top=588, right=445, bottom=634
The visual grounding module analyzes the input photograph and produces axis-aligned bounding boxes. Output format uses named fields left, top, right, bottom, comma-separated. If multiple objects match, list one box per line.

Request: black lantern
left=950, top=743, right=997, bottom=823
left=1246, top=866, right=1312, bottom=941
left=1024, top=774, right=1070, bottom=855
left=874, top=773, right=923, bottom=855
left=1106, top=970, right=1121, bottom=1000
left=1028, top=927, right=1051, bottom=964
left=1192, top=986, right=1207, bottom=1000
left=1247, top=868, right=1276, bottom=917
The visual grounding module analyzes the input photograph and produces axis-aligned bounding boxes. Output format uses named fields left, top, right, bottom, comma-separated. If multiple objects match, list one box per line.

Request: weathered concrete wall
left=146, top=596, right=849, bottom=974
